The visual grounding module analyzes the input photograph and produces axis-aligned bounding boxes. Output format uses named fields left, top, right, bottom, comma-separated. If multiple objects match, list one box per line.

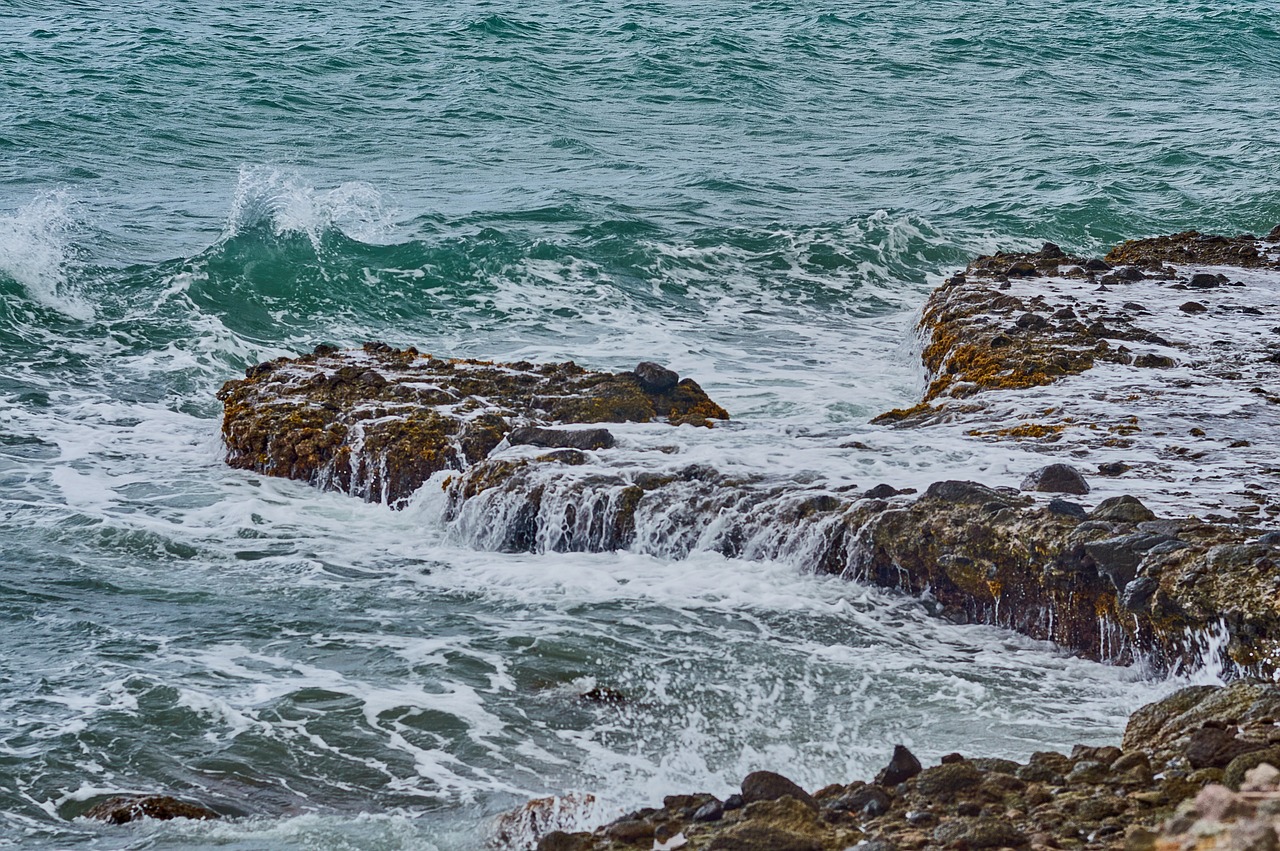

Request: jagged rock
left=508, top=426, right=616, bottom=451
left=1021, top=463, right=1089, bottom=495
left=740, top=770, right=818, bottom=811
left=82, top=795, right=220, bottom=824
left=875, top=745, right=923, bottom=786
left=932, top=817, right=1027, bottom=848
left=536, top=831, right=594, bottom=851
left=218, top=346, right=726, bottom=506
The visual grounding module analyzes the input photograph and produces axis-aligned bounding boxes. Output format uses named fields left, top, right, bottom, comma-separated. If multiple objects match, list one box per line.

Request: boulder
left=82, top=795, right=220, bottom=824
left=740, top=770, right=818, bottom=811
left=1020, top=463, right=1089, bottom=495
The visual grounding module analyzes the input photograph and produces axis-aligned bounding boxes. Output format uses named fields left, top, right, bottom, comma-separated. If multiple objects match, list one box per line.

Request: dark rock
left=832, top=785, right=892, bottom=817
left=864, top=483, right=903, bottom=499
left=1085, top=533, right=1177, bottom=592
left=1188, top=272, right=1224, bottom=289
left=740, top=770, right=818, bottom=811
left=1185, top=726, right=1266, bottom=769
left=924, top=480, right=1011, bottom=504
left=969, top=757, right=1020, bottom=774
left=876, top=744, right=923, bottom=786
left=1015, top=312, right=1050, bottom=330
left=1084, top=258, right=1112, bottom=271
left=932, top=817, right=1027, bottom=848
left=1134, top=353, right=1176, bottom=368
left=633, top=361, right=679, bottom=393
left=604, top=819, right=655, bottom=842
left=1021, top=463, right=1089, bottom=495
left=723, top=793, right=745, bottom=810
left=1180, top=301, right=1208, bottom=314
left=692, top=799, right=724, bottom=822
left=1121, top=576, right=1159, bottom=611
left=1047, top=499, right=1087, bottom=519
left=1007, top=261, right=1039, bottom=277
left=508, top=426, right=616, bottom=451
left=1091, top=495, right=1157, bottom=523
left=578, top=687, right=626, bottom=706
left=83, top=795, right=220, bottom=824
left=1040, top=242, right=1066, bottom=259
left=1115, top=266, right=1145, bottom=281
left=1097, top=461, right=1132, bottom=477
left=1066, top=760, right=1110, bottom=783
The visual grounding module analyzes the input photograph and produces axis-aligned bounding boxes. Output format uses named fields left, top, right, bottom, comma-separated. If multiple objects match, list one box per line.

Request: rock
left=508, top=426, right=616, bottom=451
left=724, top=793, right=745, bottom=810
left=830, top=785, right=892, bottom=817
left=1224, top=747, right=1280, bottom=790
left=1189, top=272, right=1225, bottom=289
left=864, top=483, right=904, bottom=499
left=218, top=347, right=728, bottom=506
left=915, top=763, right=983, bottom=799
left=740, top=770, right=818, bottom=811
left=1085, top=532, right=1177, bottom=592
left=1181, top=301, right=1208, bottom=314
left=82, top=795, right=220, bottom=824
left=1047, top=499, right=1087, bottom=519
left=1134, top=353, right=1176, bottom=368
left=932, top=817, right=1027, bottom=848
left=633, top=362, right=679, bottom=393
left=605, top=818, right=655, bottom=842
left=1121, top=576, right=1159, bottom=611
left=536, top=831, right=593, bottom=851
left=876, top=745, right=923, bottom=786
left=1097, top=461, right=1132, bottom=476
left=706, top=825, right=822, bottom=851
left=1021, top=463, right=1089, bottom=495
left=692, top=800, right=724, bottom=822
left=1091, top=495, right=1156, bottom=523
left=924, top=480, right=1012, bottom=504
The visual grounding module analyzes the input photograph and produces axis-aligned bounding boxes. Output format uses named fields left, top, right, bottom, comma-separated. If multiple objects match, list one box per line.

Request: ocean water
left=2, top=1, right=1278, bottom=848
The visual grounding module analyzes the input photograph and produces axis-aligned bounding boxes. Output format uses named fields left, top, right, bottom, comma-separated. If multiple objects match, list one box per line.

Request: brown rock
left=82, top=795, right=219, bottom=824
left=741, top=770, right=818, bottom=811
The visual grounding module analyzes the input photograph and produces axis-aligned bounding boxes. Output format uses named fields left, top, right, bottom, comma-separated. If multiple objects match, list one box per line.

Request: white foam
left=0, top=191, right=95, bottom=320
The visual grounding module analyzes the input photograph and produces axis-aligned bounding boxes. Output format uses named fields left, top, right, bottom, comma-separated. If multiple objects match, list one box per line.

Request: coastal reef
left=500, top=682, right=1280, bottom=851
left=217, top=345, right=727, bottom=506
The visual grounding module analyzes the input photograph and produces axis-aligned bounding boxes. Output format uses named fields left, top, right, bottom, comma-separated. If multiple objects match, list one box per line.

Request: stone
left=1188, top=272, right=1224, bottom=289
left=1085, top=533, right=1177, bottom=592
left=692, top=800, right=724, bottom=822
left=1180, top=301, right=1208, bottom=314
left=932, top=817, right=1027, bottom=848
left=924, top=480, right=1012, bottom=504
left=633, top=361, right=679, bottom=393
left=1121, top=576, right=1159, bottom=611
left=1047, top=499, right=1087, bottom=519
left=1097, top=461, right=1132, bottom=476
left=831, top=785, right=892, bottom=817
left=1224, top=747, right=1280, bottom=790
left=1091, top=495, right=1156, bottom=523
left=876, top=745, right=923, bottom=786
left=508, top=426, right=617, bottom=451
left=864, top=483, right=904, bottom=499
left=605, top=819, right=655, bottom=842
left=1021, top=463, right=1089, bottom=495
left=740, top=770, right=818, bottom=811
left=915, top=763, right=983, bottom=799
left=1134, top=353, right=1176, bottom=368
left=83, top=795, right=220, bottom=824
left=536, top=831, right=593, bottom=851
left=706, top=825, right=822, bottom=851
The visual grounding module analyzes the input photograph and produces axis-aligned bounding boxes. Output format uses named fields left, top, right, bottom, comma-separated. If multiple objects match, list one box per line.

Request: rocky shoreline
left=207, top=228, right=1280, bottom=848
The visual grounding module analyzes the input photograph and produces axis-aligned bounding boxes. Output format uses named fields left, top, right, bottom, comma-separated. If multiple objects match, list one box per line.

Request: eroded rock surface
left=82, top=794, right=221, bottom=824
left=218, top=344, right=727, bottom=505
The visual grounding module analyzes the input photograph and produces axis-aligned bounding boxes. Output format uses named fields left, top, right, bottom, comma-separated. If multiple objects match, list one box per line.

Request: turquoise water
left=1, top=2, right=1277, bottom=848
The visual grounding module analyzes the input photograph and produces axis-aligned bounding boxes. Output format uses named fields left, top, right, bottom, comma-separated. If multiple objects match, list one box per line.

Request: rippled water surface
left=2, top=1, right=1277, bottom=847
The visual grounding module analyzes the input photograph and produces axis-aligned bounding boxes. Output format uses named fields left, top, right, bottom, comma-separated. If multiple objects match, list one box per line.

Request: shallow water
left=2, top=1, right=1277, bottom=847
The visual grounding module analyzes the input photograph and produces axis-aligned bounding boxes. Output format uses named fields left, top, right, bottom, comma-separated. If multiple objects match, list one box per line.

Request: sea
left=2, top=2, right=1278, bottom=848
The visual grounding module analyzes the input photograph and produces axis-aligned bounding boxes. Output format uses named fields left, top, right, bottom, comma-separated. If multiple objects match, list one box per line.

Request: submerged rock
left=82, top=795, right=220, bottom=824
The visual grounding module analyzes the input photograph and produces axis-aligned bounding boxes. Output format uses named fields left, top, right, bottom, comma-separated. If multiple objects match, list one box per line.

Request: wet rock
left=83, top=795, right=220, bottom=824
left=1097, top=461, right=1132, bottom=476
left=1085, top=532, right=1177, bottom=592
left=1134, top=353, right=1176, bottom=368
left=1121, top=576, right=1159, bottom=611
left=1047, top=499, right=1087, bottom=519
left=218, top=347, right=727, bottom=507
left=604, top=818, right=655, bottom=842
left=1021, top=463, right=1089, bottom=495
left=923, top=480, right=1012, bottom=504
left=508, top=426, right=617, bottom=451
left=706, top=824, right=822, bottom=851
left=876, top=745, right=923, bottom=786
left=632, top=361, right=679, bottom=393
left=1091, top=495, right=1156, bottom=523
left=723, top=793, right=744, bottom=810
left=864, top=483, right=904, bottom=499
left=1189, top=272, right=1226, bottom=289
left=740, top=770, right=818, bottom=811
left=1224, top=747, right=1280, bottom=790
left=1181, top=301, right=1209, bottom=314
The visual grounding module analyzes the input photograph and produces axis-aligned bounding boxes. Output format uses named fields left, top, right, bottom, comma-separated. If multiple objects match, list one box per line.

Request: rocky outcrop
left=82, top=794, right=221, bottom=824
left=499, top=683, right=1280, bottom=851
left=217, top=345, right=727, bottom=506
